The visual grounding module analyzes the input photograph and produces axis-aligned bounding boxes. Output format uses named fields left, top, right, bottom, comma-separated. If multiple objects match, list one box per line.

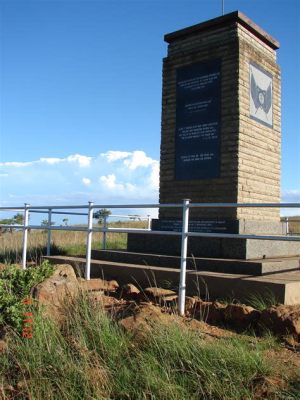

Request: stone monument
left=128, top=11, right=299, bottom=260
left=47, top=11, right=300, bottom=303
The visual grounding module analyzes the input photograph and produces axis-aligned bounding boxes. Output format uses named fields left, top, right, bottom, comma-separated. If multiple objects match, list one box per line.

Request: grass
left=0, top=261, right=298, bottom=399
left=0, top=220, right=146, bottom=264
left=0, top=291, right=299, bottom=400
left=246, top=289, right=279, bottom=311
left=280, top=216, right=300, bottom=235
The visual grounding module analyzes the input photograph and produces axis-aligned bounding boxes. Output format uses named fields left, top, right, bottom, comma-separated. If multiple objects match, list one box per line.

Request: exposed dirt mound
left=118, top=302, right=235, bottom=342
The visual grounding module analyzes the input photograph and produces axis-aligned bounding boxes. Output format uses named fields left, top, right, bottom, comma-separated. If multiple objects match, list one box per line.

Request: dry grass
left=0, top=220, right=147, bottom=264
left=288, top=217, right=300, bottom=235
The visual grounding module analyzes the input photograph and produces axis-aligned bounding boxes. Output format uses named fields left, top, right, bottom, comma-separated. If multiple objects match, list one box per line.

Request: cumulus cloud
left=0, top=161, right=35, bottom=167
left=82, top=178, right=91, bottom=186
left=0, top=150, right=159, bottom=209
left=0, top=153, right=92, bottom=168
left=102, top=151, right=132, bottom=162
left=99, top=174, right=119, bottom=189
left=123, top=151, right=154, bottom=170
left=66, top=154, right=92, bottom=167
left=40, top=157, right=62, bottom=165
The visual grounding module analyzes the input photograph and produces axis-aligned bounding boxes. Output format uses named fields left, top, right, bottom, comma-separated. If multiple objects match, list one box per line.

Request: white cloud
left=0, top=173, right=9, bottom=177
left=0, top=153, right=92, bottom=168
left=123, top=151, right=154, bottom=170
left=102, top=151, right=132, bottom=162
left=150, top=160, right=159, bottom=189
left=66, top=154, right=92, bottom=167
left=99, top=174, right=119, bottom=189
left=0, top=150, right=160, bottom=210
left=40, top=157, right=62, bottom=165
left=82, top=178, right=91, bottom=186
left=0, top=161, right=35, bottom=167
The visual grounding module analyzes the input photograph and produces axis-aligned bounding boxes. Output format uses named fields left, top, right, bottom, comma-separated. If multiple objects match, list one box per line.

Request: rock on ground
left=78, top=278, right=119, bottom=293
left=224, top=304, right=261, bottom=327
left=31, top=264, right=79, bottom=323
left=260, top=305, right=300, bottom=340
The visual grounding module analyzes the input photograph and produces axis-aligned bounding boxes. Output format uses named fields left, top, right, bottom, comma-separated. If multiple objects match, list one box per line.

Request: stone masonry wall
left=237, top=25, right=281, bottom=221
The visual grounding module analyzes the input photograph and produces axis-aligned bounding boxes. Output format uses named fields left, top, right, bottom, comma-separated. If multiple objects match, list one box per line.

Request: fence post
left=102, top=215, right=107, bottom=250
left=286, top=217, right=289, bottom=235
left=85, top=201, right=94, bottom=280
left=22, top=203, right=30, bottom=270
left=147, top=215, right=151, bottom=230
left=178, top=199, right=190, bottom=316
left=47, top=208, right=52, bottom=256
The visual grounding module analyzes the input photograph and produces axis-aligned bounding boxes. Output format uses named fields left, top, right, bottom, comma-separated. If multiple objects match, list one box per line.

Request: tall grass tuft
left=246, top=289, right=278, bottom=311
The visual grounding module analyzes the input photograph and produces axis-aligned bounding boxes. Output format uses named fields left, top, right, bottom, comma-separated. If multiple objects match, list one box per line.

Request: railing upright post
left=147, top=215, right=151, bottom=230
left=178, top=199, right=190, bottom=316
left=286, top=217, right=289, bottom=235
left=47, top=208, right=52, bottom=256
left=22, top=203, right=30, bottom=270
left=85, top=201, right=94, bottom=280
left=102, top=215, right=107, bottom=250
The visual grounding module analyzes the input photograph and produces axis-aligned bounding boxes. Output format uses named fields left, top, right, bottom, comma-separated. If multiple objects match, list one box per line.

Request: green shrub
left=0, top=261, right=54, bottom=330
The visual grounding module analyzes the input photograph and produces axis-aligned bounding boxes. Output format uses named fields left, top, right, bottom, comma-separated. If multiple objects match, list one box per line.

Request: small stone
left=185, top=296, right=197, bottom=313
left=144, top=287, right=176, bottom=298
left=78, top=278, right=119, bottom=293
left=224, top=304, right=260, bottom=326
left=0, top=340, right=7, bottom=352
left=122, top=284, right=140, bottom=295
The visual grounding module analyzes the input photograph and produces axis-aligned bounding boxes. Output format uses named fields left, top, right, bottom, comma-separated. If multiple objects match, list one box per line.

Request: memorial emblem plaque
left=175, top=59, right=221, bottom=180
left=249, top=62, right=273, bottom=128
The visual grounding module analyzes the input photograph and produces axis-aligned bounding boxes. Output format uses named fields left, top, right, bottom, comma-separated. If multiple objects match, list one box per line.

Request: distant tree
left=0, top=214, right=24, bottom=226
left=12, top=213, right=24, bottom=225
left=0, top=218, right=14, bottom=234
left=93, top=209, right=111, bottom=225
left=41, top=220, right=55, bottom=227
left=0, top=213, right=25, bottom=234
left=128, top=214, right=142, bottom=221
left=0, top=218, right=13, bottom=225
left=62, top=218, right=69, bottom=226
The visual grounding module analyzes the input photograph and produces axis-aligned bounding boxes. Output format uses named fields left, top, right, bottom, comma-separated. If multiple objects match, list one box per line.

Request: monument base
left=127, top=232, right=300, bottom=260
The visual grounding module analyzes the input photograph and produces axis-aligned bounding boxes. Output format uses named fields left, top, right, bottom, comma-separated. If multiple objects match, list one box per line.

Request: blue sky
left=0, top=0, right=299, bottom=222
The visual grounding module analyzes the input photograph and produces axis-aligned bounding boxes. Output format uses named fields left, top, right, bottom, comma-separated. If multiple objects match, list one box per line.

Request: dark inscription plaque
left=152, top=219, right=238, bottom=234
left=175, top=60, right=221, bottom=180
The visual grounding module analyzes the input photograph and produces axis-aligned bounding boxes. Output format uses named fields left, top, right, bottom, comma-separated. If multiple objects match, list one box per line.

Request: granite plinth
left=91, top=250, right=300, bottom=276
left=127, top=232, right=300, bottom=260
left=43, top=255, right=300, bottom=305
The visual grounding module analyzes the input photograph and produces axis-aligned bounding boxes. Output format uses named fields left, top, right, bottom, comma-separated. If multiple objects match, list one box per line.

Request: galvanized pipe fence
left=1, top=201, right=300, bottom=316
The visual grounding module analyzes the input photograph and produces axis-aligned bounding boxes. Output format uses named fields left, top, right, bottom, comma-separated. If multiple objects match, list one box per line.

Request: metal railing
left=1, top=200, right=300, bottom=315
